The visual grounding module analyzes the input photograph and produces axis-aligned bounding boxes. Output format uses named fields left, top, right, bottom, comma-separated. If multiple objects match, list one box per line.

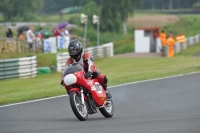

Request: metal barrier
left=164, top=34, right=200, bottom=56
left=0, top=22, right=76, bottom=29
left=0, top=56, right=37, bottom=80
left=56, top=42, right=113, bottom=72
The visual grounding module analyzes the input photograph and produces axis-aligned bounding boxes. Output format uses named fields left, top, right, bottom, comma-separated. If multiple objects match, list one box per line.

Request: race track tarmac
left=0, top=72, right=200, bottom=133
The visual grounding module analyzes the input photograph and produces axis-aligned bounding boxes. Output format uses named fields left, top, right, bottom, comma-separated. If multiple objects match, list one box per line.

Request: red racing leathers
left=63, top=51, right=108, bottom=90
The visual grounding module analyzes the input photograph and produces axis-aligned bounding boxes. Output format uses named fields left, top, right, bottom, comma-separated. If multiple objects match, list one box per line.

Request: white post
left=93, top=15, right=100, bottom=46
left=97, top=17, right=100, bottom=46
left=83, top=19, right=88, bottom=48
left=81, top=13, right=88, bottom=48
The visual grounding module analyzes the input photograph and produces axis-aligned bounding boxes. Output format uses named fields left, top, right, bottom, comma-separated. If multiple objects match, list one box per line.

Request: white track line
left=0, top=95, right=67, bottom=108
left=1, top=71, right=200, bottom=108
left=109, top=71, right=200, bottom=88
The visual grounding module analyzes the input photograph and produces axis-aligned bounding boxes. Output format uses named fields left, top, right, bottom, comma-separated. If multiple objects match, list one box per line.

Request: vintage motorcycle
left=62, top=63, right=114, bottom=121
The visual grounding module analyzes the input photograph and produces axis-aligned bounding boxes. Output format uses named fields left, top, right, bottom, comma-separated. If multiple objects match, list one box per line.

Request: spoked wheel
left=69, top=91, right=88, bottom=121
left=99, top=99, right=114, bottom=118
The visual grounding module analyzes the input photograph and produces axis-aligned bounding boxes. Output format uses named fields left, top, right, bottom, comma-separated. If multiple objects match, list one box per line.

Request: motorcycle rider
left=61, top=39, right=112, bottom=99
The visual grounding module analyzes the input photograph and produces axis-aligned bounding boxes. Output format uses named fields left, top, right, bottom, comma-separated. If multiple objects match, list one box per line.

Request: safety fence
left=56, top=42, right=114, bottom=72
left=0, top=56, right=37, bottom=80
left=0, top=22, right=57, bottom=28
left=0, top=22, right=77, bottom=29
left=0, top=37, right=44, bottom=53
left=163, top=34, right=200, bottom=56
left=0, top=36, right=79, bottom=53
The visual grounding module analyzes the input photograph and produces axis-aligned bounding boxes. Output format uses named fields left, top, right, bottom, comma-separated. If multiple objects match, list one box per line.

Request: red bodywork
left=64, top=71, right=107, bottom=106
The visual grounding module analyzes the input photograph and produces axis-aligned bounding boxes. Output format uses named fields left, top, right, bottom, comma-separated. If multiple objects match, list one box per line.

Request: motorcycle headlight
left=64, top=74, right=77, bottom=86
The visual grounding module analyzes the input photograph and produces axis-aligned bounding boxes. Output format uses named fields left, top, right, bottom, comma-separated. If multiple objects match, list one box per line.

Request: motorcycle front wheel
left=69, top=91, right=88, bottom=121
left=99, top=99, right=114, bottom=118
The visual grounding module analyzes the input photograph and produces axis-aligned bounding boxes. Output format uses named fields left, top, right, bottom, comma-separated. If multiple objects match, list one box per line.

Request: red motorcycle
left=62, top=63, right=114, bottom=121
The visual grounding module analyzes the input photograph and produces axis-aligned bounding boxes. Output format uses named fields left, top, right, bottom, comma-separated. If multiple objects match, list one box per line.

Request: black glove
left=60, top=80, right=64, bottom=86
left=85, top=71, right=92, bottom=78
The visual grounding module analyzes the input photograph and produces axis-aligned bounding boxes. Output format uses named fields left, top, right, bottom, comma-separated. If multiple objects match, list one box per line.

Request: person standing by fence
left=26, top=27, right=36, bottom=52
left=18, top=30, right=26, bottom=40
left=6, top=28, right=13, bottom=38
left=53, top=26, right=61, bottom=37
left=166, top=31, right=175, bottom=58
left=37, top=28, right=43, bottom=39
left=159, top=30, right=167, bottom=56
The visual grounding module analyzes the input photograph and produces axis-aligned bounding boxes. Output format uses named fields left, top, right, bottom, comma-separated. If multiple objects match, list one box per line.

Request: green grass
left=36, top=13, right=80, bottom=22
left=176, top=43, right=200, bottom=56
left=163, top=14, right=200, bottom=37
left=0, top=43, right=200, bottom=105
left=99, top=57, right=200, bottom=86
left=0, top=72, right=65, bottom=105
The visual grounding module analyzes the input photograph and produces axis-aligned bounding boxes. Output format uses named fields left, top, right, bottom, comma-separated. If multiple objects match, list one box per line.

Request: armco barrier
left=164, top=34, right=200, bottom=56
left=56, top=42, right=113, bottom=72
left=0, top=56, right=37, bottom=80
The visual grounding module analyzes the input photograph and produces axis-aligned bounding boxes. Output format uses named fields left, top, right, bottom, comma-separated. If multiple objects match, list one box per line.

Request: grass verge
left=0, top=43, right=200, bottom=105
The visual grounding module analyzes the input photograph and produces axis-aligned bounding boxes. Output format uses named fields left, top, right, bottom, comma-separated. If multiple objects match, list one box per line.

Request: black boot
left=104, top=85, right=112, bottom=99
left=105, top=90, right=112, bottom=99
left=103, top=76, right=111, bottom=99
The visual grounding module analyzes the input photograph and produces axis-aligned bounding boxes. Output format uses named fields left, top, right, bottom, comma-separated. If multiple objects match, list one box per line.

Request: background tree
left=41, top=0, right=70, bottom=14
left=81, top=1, right=99, bottom=27
left=140, top=0, right=199, bottom=9
left=0, top=0, right=44, bottom=21
left=99, top=0, right=141, bottom=32
left=68, top=0, right=91, bottom=7
left=41, top=0, right=91, bottom=14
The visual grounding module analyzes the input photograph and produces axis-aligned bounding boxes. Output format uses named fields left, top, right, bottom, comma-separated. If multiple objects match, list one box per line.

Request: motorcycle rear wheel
left=69, top=91, right=88, bottom=121
left=99, top=99, right=114, bottom=118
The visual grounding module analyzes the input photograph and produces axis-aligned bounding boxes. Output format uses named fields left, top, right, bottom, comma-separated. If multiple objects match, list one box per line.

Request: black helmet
left=68, top=39, right=83, bottom=60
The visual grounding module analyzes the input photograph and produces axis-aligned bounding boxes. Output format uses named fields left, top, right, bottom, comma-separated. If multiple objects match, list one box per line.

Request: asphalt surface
left=0, top=72, right=200, bottom=133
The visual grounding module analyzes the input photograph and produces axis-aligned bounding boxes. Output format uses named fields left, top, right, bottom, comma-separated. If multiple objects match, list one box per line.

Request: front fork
left=80, top=87, right=85, bottom=105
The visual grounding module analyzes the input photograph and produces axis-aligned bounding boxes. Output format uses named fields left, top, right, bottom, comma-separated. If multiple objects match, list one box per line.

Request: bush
left=193, top=2, right=200, bottom=9
left=113, top=35, right=134, bottom=54
left=68, top=16, right=81, bottom=25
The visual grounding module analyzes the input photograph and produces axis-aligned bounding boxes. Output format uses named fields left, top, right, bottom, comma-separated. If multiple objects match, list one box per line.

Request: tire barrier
left=0, top=56, right=37, bottom=80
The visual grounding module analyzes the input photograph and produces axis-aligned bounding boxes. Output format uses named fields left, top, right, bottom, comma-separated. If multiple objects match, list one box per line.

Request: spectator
left=159, top=30, right=167, bottom=47
left=159, top=30, right=167, bottom=56
left=153, top=29, right=159, bottom=40
left=53, top=26, right=61, bottom=37
left=17, top=31, right=26, bottom=40
left=6, top=28, right=13, bottom=38
left=166, top=31, right=175, bottom=58
left=64, top=27, right=71, bottom=36
left=26, top=27, right=36, bottom=52
left=60, top=27, right=65, bottom=36
left=37, top=28, right=43, bottom=39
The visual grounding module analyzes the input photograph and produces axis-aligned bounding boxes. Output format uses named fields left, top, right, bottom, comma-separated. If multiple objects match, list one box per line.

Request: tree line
left=41, top=0, right=200, bottom=14
left=0, top=0, right=199, bottom=33
left=140, top=0, right=200, bottom=10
